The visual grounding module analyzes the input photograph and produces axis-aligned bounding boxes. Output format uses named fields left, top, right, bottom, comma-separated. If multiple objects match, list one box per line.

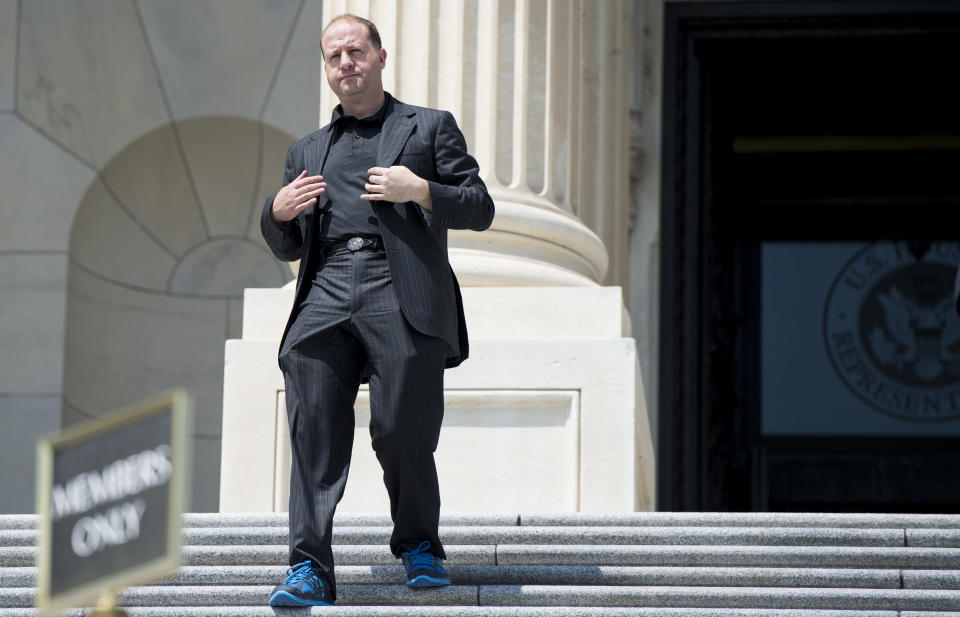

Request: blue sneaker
left=268, top=560, right=333, bottom=606
left=401, top=540, right=451, bottom=588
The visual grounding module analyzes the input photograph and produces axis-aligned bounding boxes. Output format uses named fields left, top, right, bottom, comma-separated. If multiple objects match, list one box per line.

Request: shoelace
left=403, top=540, right=441, bottom=570
left=284, top=560, right=317, bottom=585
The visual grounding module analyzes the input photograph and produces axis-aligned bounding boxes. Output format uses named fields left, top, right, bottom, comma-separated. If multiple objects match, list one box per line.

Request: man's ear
left=379, top=48, right=387, bottom=69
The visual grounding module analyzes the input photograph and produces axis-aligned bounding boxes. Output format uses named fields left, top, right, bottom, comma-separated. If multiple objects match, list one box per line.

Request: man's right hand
left=271, top=170, right=327, bottom=224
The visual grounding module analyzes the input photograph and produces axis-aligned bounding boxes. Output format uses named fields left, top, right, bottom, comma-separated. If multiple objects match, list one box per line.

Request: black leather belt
left=322, top=236, right=384, bottom=257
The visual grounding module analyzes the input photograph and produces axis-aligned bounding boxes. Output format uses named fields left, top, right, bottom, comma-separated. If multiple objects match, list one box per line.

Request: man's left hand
left=363, top=166, right=433, bottom=211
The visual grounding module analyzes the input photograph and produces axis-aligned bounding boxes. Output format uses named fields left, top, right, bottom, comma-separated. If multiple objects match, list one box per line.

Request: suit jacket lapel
left=302, top=126, right=335, bottom=215
left=378, top=102, right=416, bottom=167
left=305, top=127, right=334, bottom=175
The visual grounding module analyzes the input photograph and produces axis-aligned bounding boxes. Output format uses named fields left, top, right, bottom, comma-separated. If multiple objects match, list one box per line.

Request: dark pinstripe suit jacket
left=261, top=94, right=495, bottom=368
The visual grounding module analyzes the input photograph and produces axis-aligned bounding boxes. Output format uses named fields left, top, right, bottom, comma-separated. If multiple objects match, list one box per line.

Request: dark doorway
left=659, top=1, right=960, bottom=512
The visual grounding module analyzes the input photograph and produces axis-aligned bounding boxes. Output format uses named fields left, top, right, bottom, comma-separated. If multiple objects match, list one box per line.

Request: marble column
left=320, top=0, right=631, bottom=287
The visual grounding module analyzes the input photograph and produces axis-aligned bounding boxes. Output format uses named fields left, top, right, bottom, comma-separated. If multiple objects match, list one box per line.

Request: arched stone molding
left=1, top=0, right=331, bottom=513
left=16, top=0, right=324, bottom=169
left=63, top=117, right=296, bottom=512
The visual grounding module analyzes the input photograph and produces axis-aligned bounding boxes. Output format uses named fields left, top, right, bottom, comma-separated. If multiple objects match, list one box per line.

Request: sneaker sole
left=406, top=575, right=452, bottom=588
left=268, top=590, right=334, bottom=607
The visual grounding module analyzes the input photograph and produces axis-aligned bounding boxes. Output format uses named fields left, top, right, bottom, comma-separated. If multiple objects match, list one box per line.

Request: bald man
left=261, top=14, right=493, bottom=607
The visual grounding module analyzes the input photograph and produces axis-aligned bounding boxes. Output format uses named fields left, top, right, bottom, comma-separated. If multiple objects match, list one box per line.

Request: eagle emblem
left=870, top=287, right=960, bottom=381
left=824, top=238, right=960, bottom=421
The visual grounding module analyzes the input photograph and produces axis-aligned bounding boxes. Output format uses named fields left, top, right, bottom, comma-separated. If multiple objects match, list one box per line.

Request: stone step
left=475, top=586, right=960, bottom=610
left=5, top=512, right=960, bottom=531
left=519, top=513, right=960, bottom=529
left=169, top=525, right=944, bottom=548
left=0, top=545, right=492, bottom=568
left=3, top=526, right=932, bottom=548
left=5, top=543, right=960, bottom=569
left=4, top=512, right=960, bottom=615
left=495, top=544, right=960, bottom=569
left=0, top=519, right=34, bottom=532
left=13, top=564, right=960, bottom=589
left=183, top=513, right=524, bottom=529
left=0, top=514, right=517, bottom=531
left=4, top=584, right=960, bottom=610
left=1, top=606, right=950, bottom=617
left=191, top=512, right=960, bottom=530
left=911, top=530, right=960, bottom=548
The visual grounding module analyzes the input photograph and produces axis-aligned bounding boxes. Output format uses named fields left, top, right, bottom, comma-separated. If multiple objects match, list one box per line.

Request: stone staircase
left=2, top=512, right=960, bottom=615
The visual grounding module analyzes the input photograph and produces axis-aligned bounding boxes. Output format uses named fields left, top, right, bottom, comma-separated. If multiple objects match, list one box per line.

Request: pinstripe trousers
left=278, top=247, right=448, bottom=602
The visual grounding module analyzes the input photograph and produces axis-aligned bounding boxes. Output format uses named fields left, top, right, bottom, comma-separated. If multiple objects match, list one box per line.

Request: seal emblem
left=823, top=238, right=960, bottom=421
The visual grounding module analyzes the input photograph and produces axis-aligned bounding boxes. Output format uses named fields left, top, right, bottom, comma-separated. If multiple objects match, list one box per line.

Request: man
left=260, top=13, right=494, bottom=607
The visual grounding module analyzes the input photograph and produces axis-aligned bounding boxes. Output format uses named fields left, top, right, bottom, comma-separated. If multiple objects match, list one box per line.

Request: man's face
left=321, top=20, right=386, bottom=102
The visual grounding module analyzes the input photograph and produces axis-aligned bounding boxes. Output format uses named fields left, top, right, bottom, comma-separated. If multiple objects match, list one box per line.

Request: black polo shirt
left=316, top=96, right=390, bottom=243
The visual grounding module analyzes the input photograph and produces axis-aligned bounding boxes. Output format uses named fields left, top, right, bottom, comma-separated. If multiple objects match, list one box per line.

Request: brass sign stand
left=88, top=589, right=127, bottom=617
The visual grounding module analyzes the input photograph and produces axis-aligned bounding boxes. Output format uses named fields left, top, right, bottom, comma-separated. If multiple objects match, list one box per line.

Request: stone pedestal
left=221, top=286, right=653, bottom=512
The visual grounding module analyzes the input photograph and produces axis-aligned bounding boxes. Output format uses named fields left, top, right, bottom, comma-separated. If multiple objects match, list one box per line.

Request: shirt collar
left=331, top=92, right=391, bottom=126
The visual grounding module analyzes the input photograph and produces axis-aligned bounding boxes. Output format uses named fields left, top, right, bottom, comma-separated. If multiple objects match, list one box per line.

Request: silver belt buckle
left=346, top=237, right=364, bottom=252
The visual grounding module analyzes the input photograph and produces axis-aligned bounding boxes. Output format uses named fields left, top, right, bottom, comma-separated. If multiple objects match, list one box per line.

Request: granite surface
left=0, top=608, right=910, bottom=617
left=0, top=563, right=910, bottom=591
left=476, top=585, right=960, bottom=610
left=175, top=525, right=907, bottom=548
left=0, top=533, right=30, bottom=548
left=520, top=513, right=960, bottom=529
left=6, top=512, right=959, bottom=530
left=179, top=513, right=520, bottom=528
left=908, top=530, right=960, bottom=548
left=493, top=544, right=960, bottom=568
left=905, top=571, right=960, bottom=590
